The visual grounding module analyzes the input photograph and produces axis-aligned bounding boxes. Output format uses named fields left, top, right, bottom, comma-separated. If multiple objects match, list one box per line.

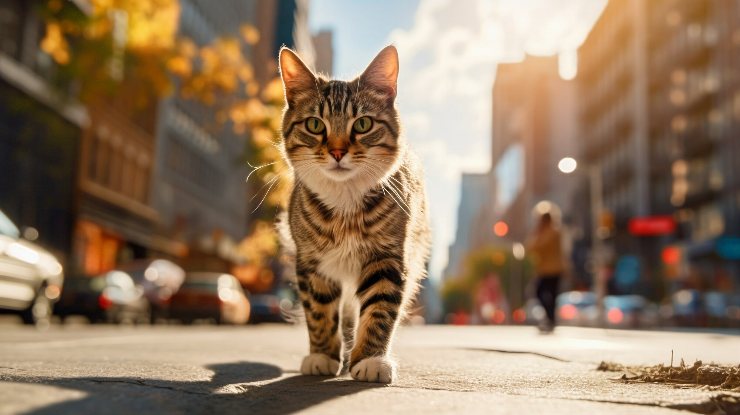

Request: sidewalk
left=0, top=324, right=738, bottom=414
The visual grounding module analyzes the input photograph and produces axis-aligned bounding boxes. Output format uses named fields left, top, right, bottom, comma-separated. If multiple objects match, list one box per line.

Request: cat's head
left=279, top=46, right=402, bottom=186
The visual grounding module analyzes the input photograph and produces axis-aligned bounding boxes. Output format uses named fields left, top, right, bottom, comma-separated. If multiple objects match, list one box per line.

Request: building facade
left=312, top=29, right=334, bottom=76
left=443, top=173, right=491, bottom=281
left=487, top=55, right=579, bottom=243
left=150, top=0, right=259, bottom=270
left=0, top=0, right=86, bottom=268
left=577, top=0, right=740, bottom=296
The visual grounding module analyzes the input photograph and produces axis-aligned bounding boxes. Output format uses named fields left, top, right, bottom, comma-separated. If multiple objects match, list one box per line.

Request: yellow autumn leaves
left=38, top=0, right=292, bottom=278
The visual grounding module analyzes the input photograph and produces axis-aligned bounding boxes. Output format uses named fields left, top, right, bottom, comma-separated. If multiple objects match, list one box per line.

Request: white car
left=0, top=209, right=64, bottom=325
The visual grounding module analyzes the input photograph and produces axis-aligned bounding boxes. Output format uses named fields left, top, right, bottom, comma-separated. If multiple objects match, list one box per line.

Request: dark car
left=170, top=272, right=250, bottom=325
left=248, top=283, right=299, bottom=324
left=55, top=271, right=150, bottom=324
left=703, top=291, right=740, bottom=327
left=247, top=294, right=281, bottom=324
left=603, top=295, right=659, bottom=328
left=555, top=291, right=598, bottom=327
left=0, top=209, right=64, bottom=326
left=118, top=259, right=185, bottom=323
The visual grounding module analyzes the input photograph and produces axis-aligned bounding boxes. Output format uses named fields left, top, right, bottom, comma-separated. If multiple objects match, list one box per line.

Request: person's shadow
left=4, top=361, right=383, bottom=415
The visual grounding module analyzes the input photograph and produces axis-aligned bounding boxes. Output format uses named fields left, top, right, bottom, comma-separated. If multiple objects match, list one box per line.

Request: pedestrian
left=526, top=212, right=564, bottom=333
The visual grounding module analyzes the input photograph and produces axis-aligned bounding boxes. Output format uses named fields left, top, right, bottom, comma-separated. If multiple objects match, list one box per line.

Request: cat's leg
left=297, top=271, right=343, bottom=376
left=340, top=296, right=358, bottom=373
left=350, top=260, right=404, bottom=383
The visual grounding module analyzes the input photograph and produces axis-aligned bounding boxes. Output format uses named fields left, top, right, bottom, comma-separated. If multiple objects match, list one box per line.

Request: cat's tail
left=275, top=211, right=296, bottom=258
left=275, top=211, right=305, bottom=324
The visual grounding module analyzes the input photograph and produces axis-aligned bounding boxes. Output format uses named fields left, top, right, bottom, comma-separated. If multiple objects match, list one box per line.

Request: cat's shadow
left=8, top=361, right=383, bottom=415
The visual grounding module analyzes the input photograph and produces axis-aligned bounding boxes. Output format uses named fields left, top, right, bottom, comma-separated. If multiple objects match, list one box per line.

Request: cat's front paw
left=300, top=353, right=341, bottom=376
left=350, top=356, right=396, bottom=383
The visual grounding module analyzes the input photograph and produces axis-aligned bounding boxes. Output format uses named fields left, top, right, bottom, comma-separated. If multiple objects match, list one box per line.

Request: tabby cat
left=278, top=45, right=431, bottom=383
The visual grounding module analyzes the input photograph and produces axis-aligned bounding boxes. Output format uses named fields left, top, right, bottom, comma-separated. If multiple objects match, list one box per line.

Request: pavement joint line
left=457, top=347, right=571, bottom=362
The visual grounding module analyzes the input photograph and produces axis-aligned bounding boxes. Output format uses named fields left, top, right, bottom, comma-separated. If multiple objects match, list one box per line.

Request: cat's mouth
left=321, top=163, right=356, bottom=181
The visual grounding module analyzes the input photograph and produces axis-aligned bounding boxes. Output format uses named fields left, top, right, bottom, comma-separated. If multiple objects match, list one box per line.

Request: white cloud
left=388, top=0, right=607, bottom=280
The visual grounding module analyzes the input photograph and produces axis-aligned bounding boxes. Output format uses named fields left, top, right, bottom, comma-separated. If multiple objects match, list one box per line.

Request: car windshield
left=0, top=210, right=20, bottom=239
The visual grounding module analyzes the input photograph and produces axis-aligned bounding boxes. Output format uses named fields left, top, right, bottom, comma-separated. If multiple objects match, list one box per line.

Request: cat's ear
left=279, top=47, right=317, bottom=105
left=360, top=45, right=399, bottom=99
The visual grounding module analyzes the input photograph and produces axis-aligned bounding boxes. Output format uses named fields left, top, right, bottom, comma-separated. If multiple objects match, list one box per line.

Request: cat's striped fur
left=278, top=46, right=431, bottom=383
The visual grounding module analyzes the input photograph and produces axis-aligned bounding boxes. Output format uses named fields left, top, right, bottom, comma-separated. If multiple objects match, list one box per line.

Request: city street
left=1, top=322, right=738, bottom=415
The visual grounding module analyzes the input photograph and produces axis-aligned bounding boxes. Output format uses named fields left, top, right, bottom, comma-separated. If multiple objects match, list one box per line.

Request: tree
left=38, top=0, right=291, bottom=288
left=440, top=245, right=533, bottom=317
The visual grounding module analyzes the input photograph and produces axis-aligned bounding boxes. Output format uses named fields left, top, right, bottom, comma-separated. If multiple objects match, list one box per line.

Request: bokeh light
left=558, top=157, right=578, bottom=174
left=493, top=221, right=509, bottom=237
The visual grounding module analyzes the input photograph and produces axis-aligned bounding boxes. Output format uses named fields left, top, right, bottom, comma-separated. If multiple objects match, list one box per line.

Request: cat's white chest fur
left=316, top=227, right=363, bottom=285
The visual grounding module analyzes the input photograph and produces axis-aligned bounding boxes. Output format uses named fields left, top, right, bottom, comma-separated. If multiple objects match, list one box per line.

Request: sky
left=309, top=0, right=607, bottom=281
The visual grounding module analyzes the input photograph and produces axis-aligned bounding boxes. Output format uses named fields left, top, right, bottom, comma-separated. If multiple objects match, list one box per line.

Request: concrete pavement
left=0, top=323, right=738, bottom=414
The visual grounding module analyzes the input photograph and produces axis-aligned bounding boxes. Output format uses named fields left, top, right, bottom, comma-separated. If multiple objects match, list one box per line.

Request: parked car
left=702, top=291, right=740, bottom=328
left=55, top=271, right=150, bottom=324
left=603, top=295, right=659, bottom=329
left=555, top=291, right=598, bottom=327
left=119, top=259, right=185, bottom=323
left=0, top=209, right=64, bottom=325
left=248, top=283, right=299, bottom=324
left=169, top=273, right=250, bottom=325
left=670, top=289, right=705, bottom=326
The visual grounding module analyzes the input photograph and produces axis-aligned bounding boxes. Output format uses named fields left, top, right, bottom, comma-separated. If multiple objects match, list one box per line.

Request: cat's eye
left=305, top=117, right=326, bottom=134
left=352, top=116, right=373, bottom=134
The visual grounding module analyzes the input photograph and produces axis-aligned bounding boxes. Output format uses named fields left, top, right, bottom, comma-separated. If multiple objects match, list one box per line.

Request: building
left=253, top=0, right=316, bottom=85
left=0, top=0, right=86, bottom=268
left=443, top=173, right=491, bottom=281
left=150, top=0, right=260, bottom=271
left=577, top=0, right=740, bottom=295
left=312, top=29, right=334, bottom=75
left=577, top=0, right=651, bottom=291
left=645, top=0, right=740, bottom=289
left=487, top=55, right=580, bottom=244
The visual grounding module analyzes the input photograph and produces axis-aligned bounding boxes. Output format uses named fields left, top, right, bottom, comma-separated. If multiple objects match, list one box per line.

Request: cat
left=277, top=45, right=431, bottom=383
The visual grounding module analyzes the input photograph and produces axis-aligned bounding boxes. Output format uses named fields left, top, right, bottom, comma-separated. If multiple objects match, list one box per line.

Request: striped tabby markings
left=350, top=259, right=404, bottom=368
left=297, top=272, right=342, bottom=365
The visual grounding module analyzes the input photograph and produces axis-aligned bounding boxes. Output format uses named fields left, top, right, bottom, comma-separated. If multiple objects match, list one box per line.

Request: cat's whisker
left=250, top=174, right=280, bottom=203
left=361, top=165, right=411, bottom=217
left=245, top=161, right=278, bottom=185
left=251, top=175, right=281, bottom=213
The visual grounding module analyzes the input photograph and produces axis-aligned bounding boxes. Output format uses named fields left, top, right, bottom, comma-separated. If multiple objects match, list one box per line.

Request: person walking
left=526, top=212, right=564, bottom=333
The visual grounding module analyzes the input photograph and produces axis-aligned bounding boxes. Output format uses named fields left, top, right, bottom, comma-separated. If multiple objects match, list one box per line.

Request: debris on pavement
left=597, top=359, right=740, bottom=391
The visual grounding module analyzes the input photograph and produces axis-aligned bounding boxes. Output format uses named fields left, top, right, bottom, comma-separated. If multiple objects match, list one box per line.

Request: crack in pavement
left=392, top=384, right=739, bottom=415
left=457, top=347, right=571, bottom=362
left=78, top=377, right=210, bottom=396
left=4, top=368, right=739, bottom=414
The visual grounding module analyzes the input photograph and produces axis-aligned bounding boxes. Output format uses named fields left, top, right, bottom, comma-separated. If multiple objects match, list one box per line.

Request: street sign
left=628, top=216, right=676, bottom=236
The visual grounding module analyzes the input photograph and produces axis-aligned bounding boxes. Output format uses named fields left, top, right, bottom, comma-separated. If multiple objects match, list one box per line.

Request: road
left=0, top=322, right=738, bottom=415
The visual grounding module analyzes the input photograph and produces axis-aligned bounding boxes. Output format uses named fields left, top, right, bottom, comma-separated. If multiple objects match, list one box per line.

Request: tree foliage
left=441, top=245, right=533, bottom=314
left=38, top=0, right=291, bottom=280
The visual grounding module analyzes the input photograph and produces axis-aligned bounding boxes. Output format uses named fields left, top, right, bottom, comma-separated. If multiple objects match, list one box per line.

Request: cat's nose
left=329, top=148, right=347, bottom=162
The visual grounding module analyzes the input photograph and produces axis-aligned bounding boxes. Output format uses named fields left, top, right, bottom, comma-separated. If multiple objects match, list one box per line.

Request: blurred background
left=0, top=0, right=738, bottom=330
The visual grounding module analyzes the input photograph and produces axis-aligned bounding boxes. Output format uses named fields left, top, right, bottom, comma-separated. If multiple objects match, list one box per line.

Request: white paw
left=351, top=356, right=397, bottom=383
left=300, top=353, right=341, bottom=376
